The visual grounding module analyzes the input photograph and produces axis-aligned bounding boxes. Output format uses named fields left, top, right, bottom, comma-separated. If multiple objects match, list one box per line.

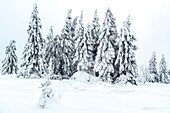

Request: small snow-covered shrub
left=71, top=71, right=99, bottom=83
left=62, top=75, right=70, bottom=79
left=136, top=75, right=146, bottom=84
left=115, top=74, right=127, bottom=84
left=39, top=80, right=55, bottom=108
left=115, top=73, right=137, bottom=85
left=49, top=74, right=69, bottom=80
left=50, top=74, right=62, bottom=80
left=136, top=65, right=149, bottom=84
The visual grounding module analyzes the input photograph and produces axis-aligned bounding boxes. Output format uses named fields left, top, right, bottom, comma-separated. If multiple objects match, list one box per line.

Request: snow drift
left=71, top=71, right=99, bottom=83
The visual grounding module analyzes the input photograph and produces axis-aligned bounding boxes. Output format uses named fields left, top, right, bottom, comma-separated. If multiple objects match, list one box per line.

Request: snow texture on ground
left=0, top=74, right=170, bottom=113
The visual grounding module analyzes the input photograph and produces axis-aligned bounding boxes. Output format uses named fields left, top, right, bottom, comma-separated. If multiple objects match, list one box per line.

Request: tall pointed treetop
left=123, top=15, right=131, bottom=30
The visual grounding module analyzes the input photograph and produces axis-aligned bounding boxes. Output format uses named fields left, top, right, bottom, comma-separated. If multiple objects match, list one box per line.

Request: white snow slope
left=0, top=74, right=170, bottom=113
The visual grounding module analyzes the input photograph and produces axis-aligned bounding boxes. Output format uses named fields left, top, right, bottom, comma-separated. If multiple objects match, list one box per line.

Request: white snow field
left=0, top=74, right=170, bottom=113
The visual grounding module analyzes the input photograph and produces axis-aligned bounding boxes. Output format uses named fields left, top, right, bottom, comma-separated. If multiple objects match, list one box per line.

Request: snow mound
left=71, top=71, right=99, bottom=83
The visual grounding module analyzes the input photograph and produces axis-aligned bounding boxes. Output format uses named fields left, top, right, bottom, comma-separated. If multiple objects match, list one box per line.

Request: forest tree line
left=1, top=4, right=170, bottom=84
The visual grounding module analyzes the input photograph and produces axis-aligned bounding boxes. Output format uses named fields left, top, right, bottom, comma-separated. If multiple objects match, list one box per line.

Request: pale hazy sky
left=0, top=0, right=170, bottom=68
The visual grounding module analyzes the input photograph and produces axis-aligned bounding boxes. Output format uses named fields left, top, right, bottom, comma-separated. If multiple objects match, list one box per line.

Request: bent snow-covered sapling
left=39, top=80, right=55, bottom=108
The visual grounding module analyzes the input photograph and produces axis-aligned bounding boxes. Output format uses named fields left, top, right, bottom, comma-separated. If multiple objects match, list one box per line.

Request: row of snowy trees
left=1, top=4, right=169, bottom=84
left=1, top=4, right=137, bottom=84
left=147, top=52, right=169, bottom=83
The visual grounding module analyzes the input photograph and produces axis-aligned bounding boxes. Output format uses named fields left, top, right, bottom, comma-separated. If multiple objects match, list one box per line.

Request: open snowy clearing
left=0, top=75, right=170, bottom=113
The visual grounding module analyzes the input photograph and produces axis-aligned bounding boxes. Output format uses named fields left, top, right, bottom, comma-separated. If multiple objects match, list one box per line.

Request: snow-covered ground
left=0, top=74, right=170, bottom=113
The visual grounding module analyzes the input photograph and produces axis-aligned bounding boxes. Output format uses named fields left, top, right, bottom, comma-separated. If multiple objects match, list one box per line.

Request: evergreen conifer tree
left=94, top=8, right=117, bottom=83
left=43, top=26, right=54, bottom=74
left=77, top=23, right=94, bottom=74
left=81, top=10, right=101, bottom=74
left=44, top=35, right=63, bottom=76
left=20, top=4, right=45, bottom=78
left=91, top=10, right=100, bottom=60
left=148, top=52, right=158, bottom=82
left=73, top=11, right=85, bottom=72
left=2, top=40, right=18, bottom=75
left=115, top=15, right=137, bottom=84
left=96, top=8, right=119, bottom=80
left=70, top=16, right=78, bottom=73
left=159, top=54, right=169, bottom=83
left=78, top=10, right=100, bottom=74
left=60, top=9, right=74, bottom=76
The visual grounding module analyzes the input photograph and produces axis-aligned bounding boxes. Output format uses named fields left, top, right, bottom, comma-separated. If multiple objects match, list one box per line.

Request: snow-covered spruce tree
left=91, top=9, right=101, bottom=58
left=85, top=9, right=101, bottom=74
left=77, top=10, right=100, bottom=74
left=44, top=35, right=63, bottom=77
left=2, top=40, right=18, bottom=75
left=70, top=16, right=78, bottom=73
left=95, top=8, right=119, bottom=80
left=19, top=4, right=45, bottom=78
left=60, top=9, right=75, bottom=77
left=77, top=23, right=94, bottom=74
left=76, top=10, right=101, bottom=75
left=159, top=54, right=169, bottom=83
left=43, top=26, right=54, bottom=75
left=94, top=9, right=118, bottom=83
left=115, top=15, right=137, bottom=84
left=39, top=80, right=55, bottom=108
left=148, top=52, right=158, bottom=82
left=103, top=9, right=119, bottom=80
left=73, top=11, right=85, bottom=72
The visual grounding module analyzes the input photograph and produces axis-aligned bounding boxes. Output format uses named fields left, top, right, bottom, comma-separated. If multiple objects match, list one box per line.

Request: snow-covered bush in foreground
left=71, top=71, right=99, bottom=83
left=39, top=80, right=55, bottom=108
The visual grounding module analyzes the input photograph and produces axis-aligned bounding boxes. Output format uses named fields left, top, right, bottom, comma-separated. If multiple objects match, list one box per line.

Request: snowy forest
left=1, top=4, right=170, bottom=84
left=1, top=3, right=170, bottom=112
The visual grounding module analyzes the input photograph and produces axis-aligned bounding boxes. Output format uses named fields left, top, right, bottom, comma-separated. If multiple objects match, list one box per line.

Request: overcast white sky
left=0, top=0, right=170, bottom=68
